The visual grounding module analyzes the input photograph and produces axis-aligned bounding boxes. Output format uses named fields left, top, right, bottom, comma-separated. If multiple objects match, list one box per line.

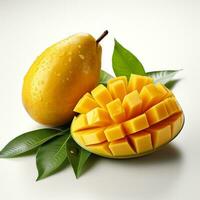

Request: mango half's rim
left=70, top=113, right=185, bottom=159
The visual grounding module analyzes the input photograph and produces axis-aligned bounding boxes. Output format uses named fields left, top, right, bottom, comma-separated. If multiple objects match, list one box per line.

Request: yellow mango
left=22, top=33, right=101, bottom=125
left=71, top=74, right=184, bottom=159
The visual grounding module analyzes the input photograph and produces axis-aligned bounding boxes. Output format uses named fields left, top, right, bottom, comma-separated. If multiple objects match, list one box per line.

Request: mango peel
left=71, top=74, right=184, bottom=159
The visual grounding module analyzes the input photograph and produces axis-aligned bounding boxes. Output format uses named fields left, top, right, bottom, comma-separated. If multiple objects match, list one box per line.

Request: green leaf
left=165, top=79, right=180, bottom=89
left=36, top=130, right=70, bottom=180
left=0, top=128, right=64, bottom=158
left=112, top=39, right=145, bottom=78
left=147, top=70, right=181, bottom=85
left=99, top=70, right=113, bottom=85
left=66, top=137, right=91, bottom=178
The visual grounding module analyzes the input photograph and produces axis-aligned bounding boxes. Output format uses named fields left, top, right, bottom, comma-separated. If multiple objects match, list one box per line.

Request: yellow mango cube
left=145, top=101, right=169, bottom=125
left=108, top=76, right=128, bottom=87
left=108, top=80, right=127, bottom=101
left=166, top=113, right=184, bottom=138
left=109, top=138, right=135, bottom=156
left=156, top=83, right=172, bottom=99
left=139, top=84, right=164, bottom=111
left=91, top=84, right=113, bottom=108
left=80, top=128, right=106, bottom=145
left=147, top=124, right=171, bottom=148
left=123, top=113, right=149, bottom=135
left=71, top=131, right=85, bottom=145
left=71, top=114, right=88, bottom=132
left=122, top=90, right=142, bottom=119
left=164, top=97, right=182, bottom=116
left=129, top=131, right=153, bottom=153
left=87, top=142, right=112, bottom=157
left=128, top=74, right=153, bottom=93
left=73, top=93, right=99, bottom=113
left=86, top=107, right=111, bottom=127
left=104, top=124, right=126, bottom=142
left=106, top=99, right=126, bottom=123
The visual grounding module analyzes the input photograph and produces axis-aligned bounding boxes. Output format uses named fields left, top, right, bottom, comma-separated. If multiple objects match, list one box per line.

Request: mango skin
left=22, top=33, right=101, bottom=126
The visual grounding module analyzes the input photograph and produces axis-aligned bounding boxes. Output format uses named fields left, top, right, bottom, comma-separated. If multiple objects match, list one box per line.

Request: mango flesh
left=71, top=75, right=184, bottom=159
left=22, top=33, right=101, bottom=125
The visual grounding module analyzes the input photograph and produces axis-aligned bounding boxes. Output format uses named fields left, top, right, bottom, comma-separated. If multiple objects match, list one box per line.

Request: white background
left=0, top=0, right=199, bottom=200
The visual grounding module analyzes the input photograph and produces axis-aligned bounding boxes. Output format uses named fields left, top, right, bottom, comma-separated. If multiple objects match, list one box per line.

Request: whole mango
left=22, top=33, right=101, bottom=125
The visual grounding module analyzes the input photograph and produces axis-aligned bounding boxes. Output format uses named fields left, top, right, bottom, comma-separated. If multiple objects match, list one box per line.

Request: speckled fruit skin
left=22, top=33, right=101, bottom=126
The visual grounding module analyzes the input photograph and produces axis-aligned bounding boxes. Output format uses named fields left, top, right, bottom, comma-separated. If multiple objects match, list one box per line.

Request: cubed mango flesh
left=73, top=93, right=99, bottom=113
left=86, top=107, right=111, bottom=127
left=122, top=90, right=142, bottom=119
left=164, top=97, right=182, bottom=115
left=71, top=114, right=88, bottom=132
left=156, top=83, right=172, bottom=99
left=106, top=99, right=126, bottom=123
left=139, top=84, right=164, bottom=111
left=109, top=138, right=136, bottom=156
left=161, top=113, right=184, bottom=138
left=91, top=84, right=113, bottom=108
left=107, top=76, right=128, bottom=87
left=147, top=124, right=171, bottom=148
left=123, top=113, right=149, bottom=135
left=79, top=127, right=106, bottom=145
left=129, top=131, right=153, bottom=153
left=128, top=74, right=153, bottom=93
left=71, top=74, right=184, bottom=158
left=170, top=114, right=184, bottom=138
left=145, top=101, right=169, bottom=125
left=87, top=142, right=112, bottom=157
left=104, top=124, right=126, bottom=142
left=108, top=80, right=127, bottom=101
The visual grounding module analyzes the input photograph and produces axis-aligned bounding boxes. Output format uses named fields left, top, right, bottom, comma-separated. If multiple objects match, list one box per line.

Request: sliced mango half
left=72, top=75, right=184, bottom=159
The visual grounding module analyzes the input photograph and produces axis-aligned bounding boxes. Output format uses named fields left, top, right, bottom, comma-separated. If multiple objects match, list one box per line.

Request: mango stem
left=96, top=30, right=108, bottom=44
